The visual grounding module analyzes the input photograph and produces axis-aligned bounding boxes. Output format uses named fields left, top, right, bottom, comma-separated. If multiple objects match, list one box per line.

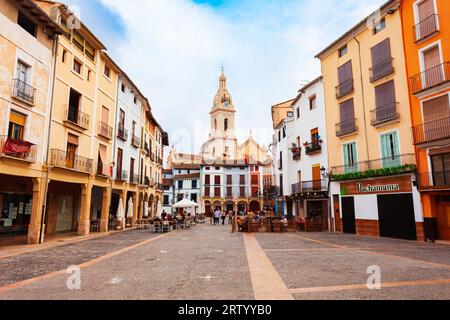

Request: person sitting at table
left=280, top=216, right=288, bottom=227
left=296, top=216, right=306, bottom=231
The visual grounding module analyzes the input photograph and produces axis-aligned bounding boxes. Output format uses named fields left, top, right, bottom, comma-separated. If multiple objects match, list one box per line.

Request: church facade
left=167, top=70, right=272, bottom=214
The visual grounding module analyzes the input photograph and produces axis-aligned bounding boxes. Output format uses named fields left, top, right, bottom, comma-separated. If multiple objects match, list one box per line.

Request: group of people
left=211, top=209, right=234, bottom=225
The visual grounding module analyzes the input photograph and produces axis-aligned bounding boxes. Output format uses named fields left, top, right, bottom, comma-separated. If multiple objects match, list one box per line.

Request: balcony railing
left=117, top=124, right=128, bottom=141
left=292, top=182, right=301, bottom=194
left=131, top=135, right=141, bottom=148
left=336, top=118, right=358, bottom=137
left=410, top=62, right=450, bottom=94
left=335, top=79, right=354, bottom=99
left=331, top=153, right=416, bottom=178
left=370, top=102, right=400, bottom=126
left=412, top=116, right=450, bottom=145
left=305, top=142, right=322, bottom=155
left=96, top=161, right=109, bottom=177
left=413, top=14, right=439, bottom=42
left=0, top=136, right=37, bottom=163
left=370, top=58, right=394, bottom=82
left=116, top=170, right=128, bottom=182
left=50, top=149, right=92, bottom=173
left=292, top=180, right=328, bottom=194
left=98, top=122, right=113, bottom=140
left=65, top=107, right=90, bottom=130
left=12, top=79, right=36, bottom=105
left=129, top=174, right=139, bottom=184
left=417, top=171, right=450, bottom=190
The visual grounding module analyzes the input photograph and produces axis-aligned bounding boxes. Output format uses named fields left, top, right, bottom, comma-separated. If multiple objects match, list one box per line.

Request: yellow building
left=0, top=0, right=61, bottom=243
left=316, top=0, right=424, bottom=241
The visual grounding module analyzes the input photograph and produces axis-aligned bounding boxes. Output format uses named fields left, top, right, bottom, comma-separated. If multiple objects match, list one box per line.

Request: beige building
left=0, top=0, right=61, bottom=243
left=316, top=0, right=423, bottom=240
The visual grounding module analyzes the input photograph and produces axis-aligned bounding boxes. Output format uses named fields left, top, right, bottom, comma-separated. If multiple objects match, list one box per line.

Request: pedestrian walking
left=228, top=210, right=233, bottom=224
left=214, top=208, right=221, bottom=225
left=221, top=210, right=227, bottom=225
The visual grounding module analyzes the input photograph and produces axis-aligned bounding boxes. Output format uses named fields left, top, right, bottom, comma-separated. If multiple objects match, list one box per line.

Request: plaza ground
left=0, top=225, right=449, bottom=300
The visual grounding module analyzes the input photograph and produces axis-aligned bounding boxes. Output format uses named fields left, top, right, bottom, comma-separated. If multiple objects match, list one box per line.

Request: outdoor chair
left=90, top=220, right=100, bottom=233
left=162, top=221, right=170, bottom=233
left=154, top=221, right=162, bottom=233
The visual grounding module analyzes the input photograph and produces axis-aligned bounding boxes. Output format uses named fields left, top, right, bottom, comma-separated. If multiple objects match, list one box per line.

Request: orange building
left=401, top=0, right=450, bottom=241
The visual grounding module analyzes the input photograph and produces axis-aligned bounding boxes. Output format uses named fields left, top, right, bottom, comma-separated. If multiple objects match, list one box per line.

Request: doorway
left=333, top=195, right=342, bottom=232
left=435, top=197, right=450, bottom=241
left=341, top=197, right=356, bottom=234
left=378, top=194, right=416, bottom=240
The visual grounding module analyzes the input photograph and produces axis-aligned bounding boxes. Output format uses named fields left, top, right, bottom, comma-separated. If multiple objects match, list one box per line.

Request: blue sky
left=61, top=0, right=385, bottom=153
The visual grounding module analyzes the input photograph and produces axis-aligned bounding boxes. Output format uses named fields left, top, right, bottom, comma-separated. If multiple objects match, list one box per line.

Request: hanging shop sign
left=340, top=175, right=412, bottom=196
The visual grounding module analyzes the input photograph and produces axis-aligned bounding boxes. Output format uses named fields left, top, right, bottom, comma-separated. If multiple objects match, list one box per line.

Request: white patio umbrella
left=116, top=197, right=125, bottom=223
left=127, top=198, right=134, bottom=219
left=144, top=201, right=149, bottom=218
left=173, top=197, right=200, bottom=216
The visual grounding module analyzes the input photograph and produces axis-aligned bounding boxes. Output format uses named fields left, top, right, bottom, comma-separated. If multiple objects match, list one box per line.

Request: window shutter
left=343, top=144, right=349, bottom=167
left=338, top=61, right=352, bottom=84
left=423, top=95, right=450, bottom=123
left=418, top=0, right=434, bottom=21
left=371, top=39, right=391, bottom=66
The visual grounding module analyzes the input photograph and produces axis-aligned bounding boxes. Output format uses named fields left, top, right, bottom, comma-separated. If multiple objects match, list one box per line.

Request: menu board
left=4, top=219, right=13, bottom=227
left=25, top=202, right=32, bottom=216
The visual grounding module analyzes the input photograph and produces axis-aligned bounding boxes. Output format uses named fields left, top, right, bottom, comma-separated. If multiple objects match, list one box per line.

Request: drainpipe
left=352, top=31, right=370, bottom=165
left=39, top=35, right=59, bottom=244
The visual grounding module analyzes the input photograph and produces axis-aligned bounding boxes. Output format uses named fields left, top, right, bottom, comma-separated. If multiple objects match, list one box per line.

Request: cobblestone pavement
left=1, top=227, right=450, bottom=300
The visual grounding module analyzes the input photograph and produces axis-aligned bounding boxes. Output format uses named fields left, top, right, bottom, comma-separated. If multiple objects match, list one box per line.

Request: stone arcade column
left=78, top=183, right=92, bottom=236
left=131, top=193, right=138, bottom=227
left=27, top=178, right=46, bottom=244
left=99, top=187, right=111, bottom=233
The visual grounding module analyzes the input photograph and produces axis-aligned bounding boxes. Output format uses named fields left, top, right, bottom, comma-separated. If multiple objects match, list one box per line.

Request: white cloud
left=98, top=0, right=384, bottom=154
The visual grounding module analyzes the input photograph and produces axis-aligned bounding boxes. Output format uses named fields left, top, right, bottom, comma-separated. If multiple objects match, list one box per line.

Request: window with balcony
left=380, top=131, right=401, bottom=168
left=14, top=61, right=35, bottom=105
left=18, top=11, right=36, bottom=37
left=116, top=148, right=123, bottom=180
left=430, top=153, right=450, bottom=187
left=343, top=142, right=358, bottom=173
left=1, top=111, right=36, bottom=163
left=336, top=61, right=354, bottom=98
left=97, top=144, right=107, bottom=176
left=414, top=94, right=450, bottom=144
left=337, top=98, right=356, bottom=136
left=370, top=38, right=393, bottom=82
left=66, top=134, right=78, bottom=169
left=414, top=0, right=438, bottom=42
left=68, top=88, right=81, bottom=124
left=372, top=80, right=399, bottom=126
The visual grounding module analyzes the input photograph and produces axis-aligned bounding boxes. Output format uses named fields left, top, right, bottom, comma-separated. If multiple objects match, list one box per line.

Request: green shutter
left=381, top=132, right=400, bottom=168
left=344, top=143, right=357, bottom=173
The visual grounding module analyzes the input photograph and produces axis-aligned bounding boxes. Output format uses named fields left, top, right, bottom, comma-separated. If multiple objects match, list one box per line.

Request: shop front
left=332, top=174, right=424, bottom=241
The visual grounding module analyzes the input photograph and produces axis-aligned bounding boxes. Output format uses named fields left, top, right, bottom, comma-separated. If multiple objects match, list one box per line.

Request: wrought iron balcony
left=370, top=58, right=394, bottom=82
left=302, top=180, right=328, bottom=192
left=412, top=116, right=450, bottom=145
left=0, top=136, right=37, bottom=163
left=417, top=171, right=450, bottom=190
left=410, top=62, right=450, bottom=94
left=129, top=174, right=139, bottom=184
left=413, top=14, right=439, bottom=42
left=370, top=102, right=400, bottom=126
left=96, top=161, right=110, bottom=177
left=305, top=142, right=322, bottom=155
left=12, top=79, right=36, bottom=105
left=330, top=153, right=416, bottom=178
left=131, top=135, right=141, bottom=148
left=98, top=122, right=113, bottom=140
left=50, top=149, right=92, bottom=173
left=117, top=124, right=128, bottom=141
left=116, top=170, right=128, bottom=182
left=336, top=118, right=358, bottom=137
left=65, top=106, right=90, bottom=130
left=335, top=79, right=354, bottom=99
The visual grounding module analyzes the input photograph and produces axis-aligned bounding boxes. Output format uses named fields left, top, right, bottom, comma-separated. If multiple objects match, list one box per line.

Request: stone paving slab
left=0, top=225, right=254, bottom=300
left=0, top=230, right=159, bottom=287
left=293, top=283, right=450, bottom=300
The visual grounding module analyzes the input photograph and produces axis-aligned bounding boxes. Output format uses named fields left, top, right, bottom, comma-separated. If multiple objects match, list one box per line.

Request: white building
left=272, top=77, right=330, bottom=230
left=162, top=169, right=174, bottom=214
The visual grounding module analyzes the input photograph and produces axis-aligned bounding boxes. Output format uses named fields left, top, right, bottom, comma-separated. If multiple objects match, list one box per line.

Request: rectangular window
left=68, top=88, right=81, bottom=123
left=338, top=45, right=348, bottom=58
left=178, top=180, right=183, bottom=189
left=240, top=175, right=245, bottom=185
left=205, top=174, right=210, bottom=185
left=98, top=144, right=107, bottom=175
left=66, top=134, right=78, bottom=169
left=309, top=95, right=317, bottom=110
left=85, top=42, right=95, bottom=61
left=240, top=187, right=245, bottom=197
left=287, top=111, right=294, bottom=118
left=380, top=131, right=400, bottom=168
left=214, top=175, right=221, bottom=185
left=192, top=180, right=197, bottom=189
left=18, top=11, right=36, bottom=37
left=343, top=142, right=358, bottom=173
left=8, top=111, right=26, bottom=140
left=296, top=107, right=300, bottom=119
left=121, top=84, right=126, bottom=93
left=339, top=98, right=356, bottom=134
left=62, top=50, right=67, bottom=63
left=373, top=17, right=386, bottom=34
left=104, top=65, right=111, bottom=78
left=338, top=60, right=353, bottom=84
left=191, top=194, right=197, bottom=203
left=214, top=187, right=221, bottom=197
left=163, top=195, right=170, bottom=205
left=73, top=31, right=85, bottom=51
left=422, top=94, right=450, bottom=141
left=227, top=175, right=232, bottom=185
left=204, top=187, right=210, bottom=197
left=73, top=59, right=82, bottom=74
left=227, top=187, right=232, bottom=197
left=130, top=158, right=135, bottom=179
left=415, top=0, right=438, bottom=41
left=374, top=80, right=396, bottom=122
left=370, top=38, right=392, bottom=81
